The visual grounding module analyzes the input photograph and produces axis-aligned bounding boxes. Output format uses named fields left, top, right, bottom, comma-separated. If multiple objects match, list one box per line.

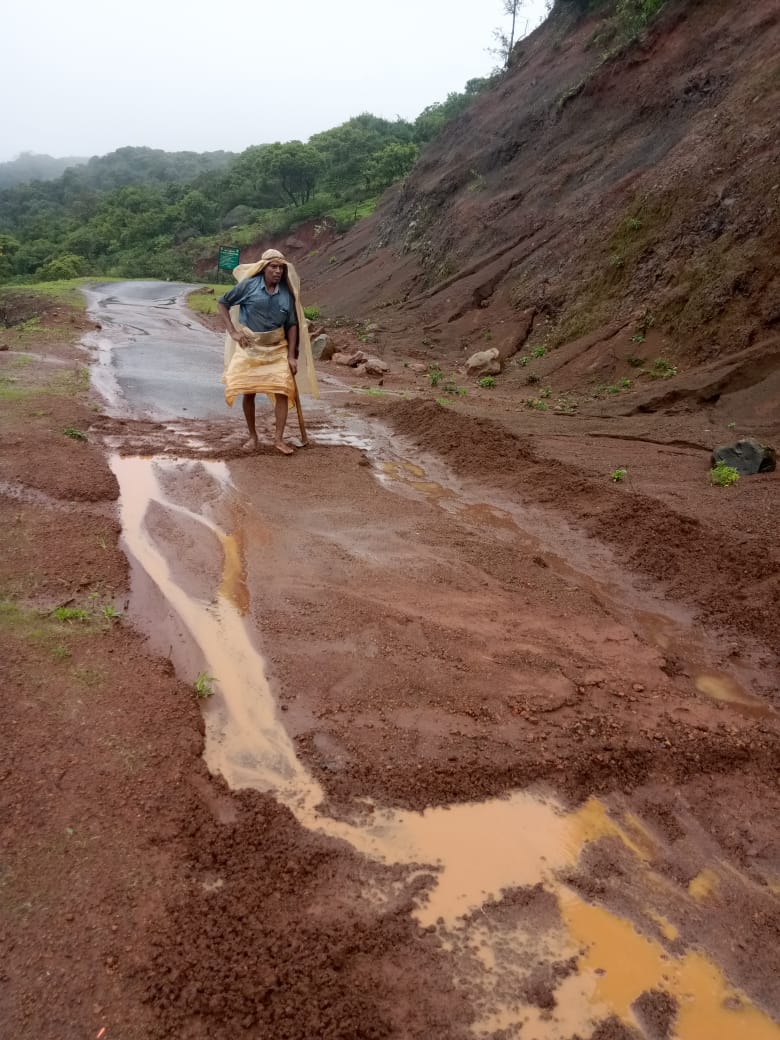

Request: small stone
left=632, top=683, right=645, bottom=693
left=464, top=347, right=502, bottom=377
left=311, top=334, right=330, bottom=360
left=364, top=356, right=389, bottom=376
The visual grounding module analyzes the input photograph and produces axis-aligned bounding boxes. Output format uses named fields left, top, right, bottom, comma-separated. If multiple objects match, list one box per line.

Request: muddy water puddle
left=111, top=453, right=779, bottom=1039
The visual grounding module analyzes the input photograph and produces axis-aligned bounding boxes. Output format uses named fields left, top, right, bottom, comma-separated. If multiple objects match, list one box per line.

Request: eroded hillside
left=303, top=0, right=779, bottom=427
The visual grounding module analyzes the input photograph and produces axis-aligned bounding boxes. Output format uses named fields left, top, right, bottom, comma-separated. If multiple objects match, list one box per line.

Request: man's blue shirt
left=219, top=277, right=298, bottom=333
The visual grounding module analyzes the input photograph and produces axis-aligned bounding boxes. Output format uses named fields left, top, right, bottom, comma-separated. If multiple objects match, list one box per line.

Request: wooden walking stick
left=291, top=370, right=309, bottom=447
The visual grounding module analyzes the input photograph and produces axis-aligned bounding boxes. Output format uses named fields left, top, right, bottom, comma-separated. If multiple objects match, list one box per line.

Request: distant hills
left=0, top=147, right=236, bottom=192
left=0, top=153, right=88, bottom=189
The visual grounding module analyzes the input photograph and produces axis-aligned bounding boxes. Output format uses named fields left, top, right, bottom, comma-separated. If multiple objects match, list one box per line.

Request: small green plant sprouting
left=194, top=672, right=217, bottom=698
left=52, top=606, right=90, bottom=622
left=467, top=168, right=486, bottom=192
left=519, top=356, right=530, bottom=367
left=611, top=467, right=628, bottom=483
left=52, top=644, right=71, bottom=660
left=303, top=305, right=321, bottom=321
left=526, top=398, right=549, bottom=411
left=63, top=427, right=87, bottom=442
left=428, top=366, right=443, bottom=387
left=478, top=376, right=497, bottom=389
left=483, top=330, right=493, bottom=342
left=727, top=421, right=736, bottom=430
left=628, top=356, right=645, bottom=368
left=365, top=388, right=386, bottom=397
left=532, top=346, right=547, bottom=358
left=540, top=387, right=552, bottom=399
left=709, top=461, right=739, bottom=487
left=526, top=373, right=541, bottom=385
left=626, top=216, right=643, bottom=232
left=631, top=309, right=655, bottom=344
left=555, top=396, right=578, bottom=414
left=102, top=604, right=121, bottom=621
left=435, top=397, right=452, bottom=407
left=606, top=384, right=620, bottom=394
left=619, top=377, right=632, bottom=389
left=442, top=379, right=467, bottom=397
left=650, top=358, right=677, bottom=379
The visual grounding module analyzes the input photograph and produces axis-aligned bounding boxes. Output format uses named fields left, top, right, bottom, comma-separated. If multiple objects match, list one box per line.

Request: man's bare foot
left=274, top=441, right=294, bottom=456
left=243, top=436, right=259, bottom=452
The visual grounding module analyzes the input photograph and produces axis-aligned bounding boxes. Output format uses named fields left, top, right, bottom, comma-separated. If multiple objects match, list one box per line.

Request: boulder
left=410, top=361, right=428, bottom=374
left=711, top=438, right=776, bottom=475
left=334, top=350, right=368, bottom=368
left=311, top=334, right=330, bottom=360
left=465, top=347, right=502, bottom=377
left=364, top=356, right=389, bottom=377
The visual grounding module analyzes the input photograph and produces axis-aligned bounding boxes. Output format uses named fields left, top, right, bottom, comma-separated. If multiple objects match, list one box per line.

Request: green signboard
left=218, top=246, right=240, bottom=271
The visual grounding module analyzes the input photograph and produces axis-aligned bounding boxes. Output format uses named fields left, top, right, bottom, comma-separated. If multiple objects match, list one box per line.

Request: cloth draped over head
left=222, top=247, right=319, bottom=401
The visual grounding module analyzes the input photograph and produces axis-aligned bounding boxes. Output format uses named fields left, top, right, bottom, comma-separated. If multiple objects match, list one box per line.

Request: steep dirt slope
left=302, top=0, right=779, bottom=419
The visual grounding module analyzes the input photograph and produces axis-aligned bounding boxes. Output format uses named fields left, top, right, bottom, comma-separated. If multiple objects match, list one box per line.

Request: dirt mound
left=370, top=399, right=780, bottom=652
left=140, top=792, right=469, bottom=1040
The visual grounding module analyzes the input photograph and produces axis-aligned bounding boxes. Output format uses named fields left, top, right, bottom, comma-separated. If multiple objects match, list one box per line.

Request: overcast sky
left=0, top=0, right=549, bottom=162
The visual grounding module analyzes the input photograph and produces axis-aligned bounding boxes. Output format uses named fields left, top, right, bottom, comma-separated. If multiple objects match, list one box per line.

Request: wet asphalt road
left=83, top=281, right=229, bottom=420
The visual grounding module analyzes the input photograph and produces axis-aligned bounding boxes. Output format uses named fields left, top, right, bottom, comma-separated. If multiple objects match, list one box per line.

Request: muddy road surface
left=4, top=282, right=779, bottom=1040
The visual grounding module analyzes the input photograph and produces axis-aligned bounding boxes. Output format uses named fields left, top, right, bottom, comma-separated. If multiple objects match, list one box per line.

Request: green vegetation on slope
left=0, top=80, right=493, bottom=286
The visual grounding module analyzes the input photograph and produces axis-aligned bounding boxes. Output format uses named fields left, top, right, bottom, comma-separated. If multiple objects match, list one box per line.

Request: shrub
left=709, top=462, right=739, bottom=487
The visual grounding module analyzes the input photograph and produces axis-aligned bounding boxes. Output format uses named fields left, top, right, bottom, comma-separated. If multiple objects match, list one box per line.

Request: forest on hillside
left=0, top=80, right=491, bottom=284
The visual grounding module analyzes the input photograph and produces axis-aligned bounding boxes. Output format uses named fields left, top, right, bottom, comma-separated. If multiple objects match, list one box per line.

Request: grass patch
left=186, top=284, right=225, bottom=317
left=0, top=376, right=29, bottom=401
left=0, top=597, right=116, bottom=648
left=63, top=426, right=87, bottom=442
left=0, top=276, right=123, bottom=309
left=51, top=606, right=91, bottom=622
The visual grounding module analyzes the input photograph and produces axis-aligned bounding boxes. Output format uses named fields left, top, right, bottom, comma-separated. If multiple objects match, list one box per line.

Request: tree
left=491, top=0, right=525, bottom=70
left=363, top=143, right=419, bottom=192
left=264, top=142, right=325, bottom=206
left=36, top=253, right=87, bottom=280
left=0, top=233, right=20, bottom=280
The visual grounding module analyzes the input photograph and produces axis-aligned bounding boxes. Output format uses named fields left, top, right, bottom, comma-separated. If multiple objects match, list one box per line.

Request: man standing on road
left=217, top=248, right=318, bottom=455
